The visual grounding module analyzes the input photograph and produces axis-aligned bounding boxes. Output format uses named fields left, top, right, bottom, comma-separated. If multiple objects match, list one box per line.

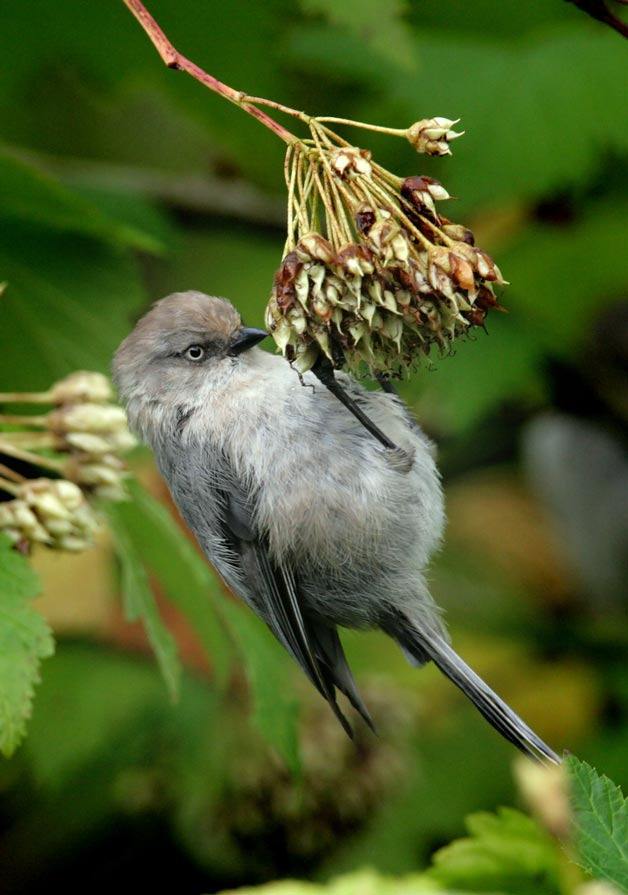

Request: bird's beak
left=228, top=326, right=268, bottom=356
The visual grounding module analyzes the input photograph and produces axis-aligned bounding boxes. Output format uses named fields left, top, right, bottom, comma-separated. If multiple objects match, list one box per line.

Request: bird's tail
left=384, top=611, right=561, bottom=765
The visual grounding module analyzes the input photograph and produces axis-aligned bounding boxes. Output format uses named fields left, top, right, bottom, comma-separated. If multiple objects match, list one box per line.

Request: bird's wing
left=213, top=454, right=368, bottom=737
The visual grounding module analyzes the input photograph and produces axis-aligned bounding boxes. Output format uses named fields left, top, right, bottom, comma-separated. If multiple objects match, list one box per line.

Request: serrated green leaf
left=0, top=146, right=163, bottom=252
left=106, top=506, right=181, bottom=702
left=109, top=480, right=233, bottom=688
left=0, top=221, right=147, bottom=391
left=427, top=806, right=561, bottom=895
left=565, top=754, right=628, bottom=891
left=0, top=536, right=54, bottom=757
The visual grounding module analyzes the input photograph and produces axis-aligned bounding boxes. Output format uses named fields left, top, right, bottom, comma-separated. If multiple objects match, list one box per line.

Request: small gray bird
left=113, top=290, right=559, bottom=763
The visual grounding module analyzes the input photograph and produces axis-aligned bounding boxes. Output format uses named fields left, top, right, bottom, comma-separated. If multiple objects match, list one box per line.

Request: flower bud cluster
left=0, top=372, right=135, bottom=553
left=266, top=161, right=505, bottom=375
left=36, top=375, right=134, bottom=500
left=0, top=479, right=100, bottom=552
left=406, top=117, right=464, bottom=156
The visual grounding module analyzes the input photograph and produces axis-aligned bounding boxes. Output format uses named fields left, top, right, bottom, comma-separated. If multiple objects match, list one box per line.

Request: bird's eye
left=185, top=345, right=205, bottom=362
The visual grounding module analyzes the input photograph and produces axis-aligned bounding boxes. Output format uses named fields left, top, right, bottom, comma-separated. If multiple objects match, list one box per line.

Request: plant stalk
left=122, top=0, right=300, bottom=144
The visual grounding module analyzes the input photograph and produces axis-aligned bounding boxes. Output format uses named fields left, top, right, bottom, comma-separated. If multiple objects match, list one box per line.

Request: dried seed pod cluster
left=265, top=118, right=505, bottom=376
left=0, top=479, right=99, bottom=552
left=0, top=371, right=136, bottom=552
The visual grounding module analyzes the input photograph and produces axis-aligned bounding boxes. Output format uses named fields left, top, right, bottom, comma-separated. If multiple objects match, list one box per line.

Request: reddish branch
left=565, top=0, right=628, bottom=38
left=122, top=0, right=300, bottom=143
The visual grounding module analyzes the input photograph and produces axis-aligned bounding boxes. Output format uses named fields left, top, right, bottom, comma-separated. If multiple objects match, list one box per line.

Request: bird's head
left=113, top=291, right=268, bottom=412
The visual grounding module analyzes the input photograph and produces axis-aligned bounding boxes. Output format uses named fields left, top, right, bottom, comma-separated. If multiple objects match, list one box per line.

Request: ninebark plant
left=123, top=0, right=507, bottom=377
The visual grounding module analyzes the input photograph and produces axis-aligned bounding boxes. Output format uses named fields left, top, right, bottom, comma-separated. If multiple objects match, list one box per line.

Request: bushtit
left=114, top=291, right=559, bottom=763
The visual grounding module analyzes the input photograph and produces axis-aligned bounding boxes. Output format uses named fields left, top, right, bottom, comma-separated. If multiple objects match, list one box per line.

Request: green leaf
left=565, top=754, right=628, bottom=891
left=0, top=146, right=163, bottom=252
left=427, top=807, right=561, bottom=895
left=501, top=203, right=628, bottom=347
left=220, top=598, right=301, bottom=776
left=25, top=643, right=168, bottom=787
left=0, top=536, right=54, bottom=757
left=106, top=506, right=182, bottom=701
left=408, top=201, right=628, bottom=433
left=109, top=480, right=233, bottom=688
left=110, top=480, right=300, bottom=772
left=299, top=0, right=417, bottom=72
left=288, top=24, right=628, bottom=210
left=0, top=221, right=147, bottom=391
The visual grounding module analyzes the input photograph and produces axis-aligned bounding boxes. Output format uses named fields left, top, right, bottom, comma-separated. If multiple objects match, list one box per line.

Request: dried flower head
left=265, top=118, right=506, bottom=376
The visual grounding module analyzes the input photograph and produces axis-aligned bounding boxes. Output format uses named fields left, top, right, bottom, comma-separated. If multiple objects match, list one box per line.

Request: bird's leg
left=312, top=358, right=411, bottom=461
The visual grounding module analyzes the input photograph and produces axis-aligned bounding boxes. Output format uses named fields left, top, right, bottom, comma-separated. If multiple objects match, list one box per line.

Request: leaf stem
left=122, top=0, right=301, bottom=144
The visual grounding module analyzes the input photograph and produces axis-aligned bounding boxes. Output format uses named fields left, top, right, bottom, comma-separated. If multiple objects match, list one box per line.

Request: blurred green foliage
left=0, top=0, right=627, bottom=891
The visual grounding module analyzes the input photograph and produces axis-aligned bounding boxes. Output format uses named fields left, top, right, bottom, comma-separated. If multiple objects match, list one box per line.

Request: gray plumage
left=113, top=291, right=560, bottom=764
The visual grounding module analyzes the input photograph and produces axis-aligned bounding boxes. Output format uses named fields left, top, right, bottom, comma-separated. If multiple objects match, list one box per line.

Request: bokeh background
left=0, top=1, right=626, bottom=892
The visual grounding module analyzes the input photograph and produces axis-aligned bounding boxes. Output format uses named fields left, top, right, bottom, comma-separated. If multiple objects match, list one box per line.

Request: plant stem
left=0, top=477, right=20, bottom=497
left=0, top=432, right=57, bottom=449
left=0, top=392, right=53, bottom=404
left=315, top=117, right=406, bottom=136
left=122, top=0, right=300, bottom=144
left=0, top=463, right=25, bottom=484
left=0, top=440, right=62, bottom=473
left=0, top=414, right=47, bottom=427
left=242, top=95, right=311, bottom=124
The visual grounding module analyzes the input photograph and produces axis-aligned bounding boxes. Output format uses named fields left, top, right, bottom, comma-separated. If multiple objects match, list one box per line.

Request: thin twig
left=122, top=0, right=301, bottom=143
left=565, top=0, right=628, bottom=38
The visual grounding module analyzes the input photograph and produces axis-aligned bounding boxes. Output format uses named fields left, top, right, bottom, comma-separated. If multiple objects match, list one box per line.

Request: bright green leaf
left=427, top=806, right=561, bottom=895
left=0, top=536, right=54, bottom=757
left=106, top=506, right=182, bottom=702
left=565, top=754, right=628, bottom=891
